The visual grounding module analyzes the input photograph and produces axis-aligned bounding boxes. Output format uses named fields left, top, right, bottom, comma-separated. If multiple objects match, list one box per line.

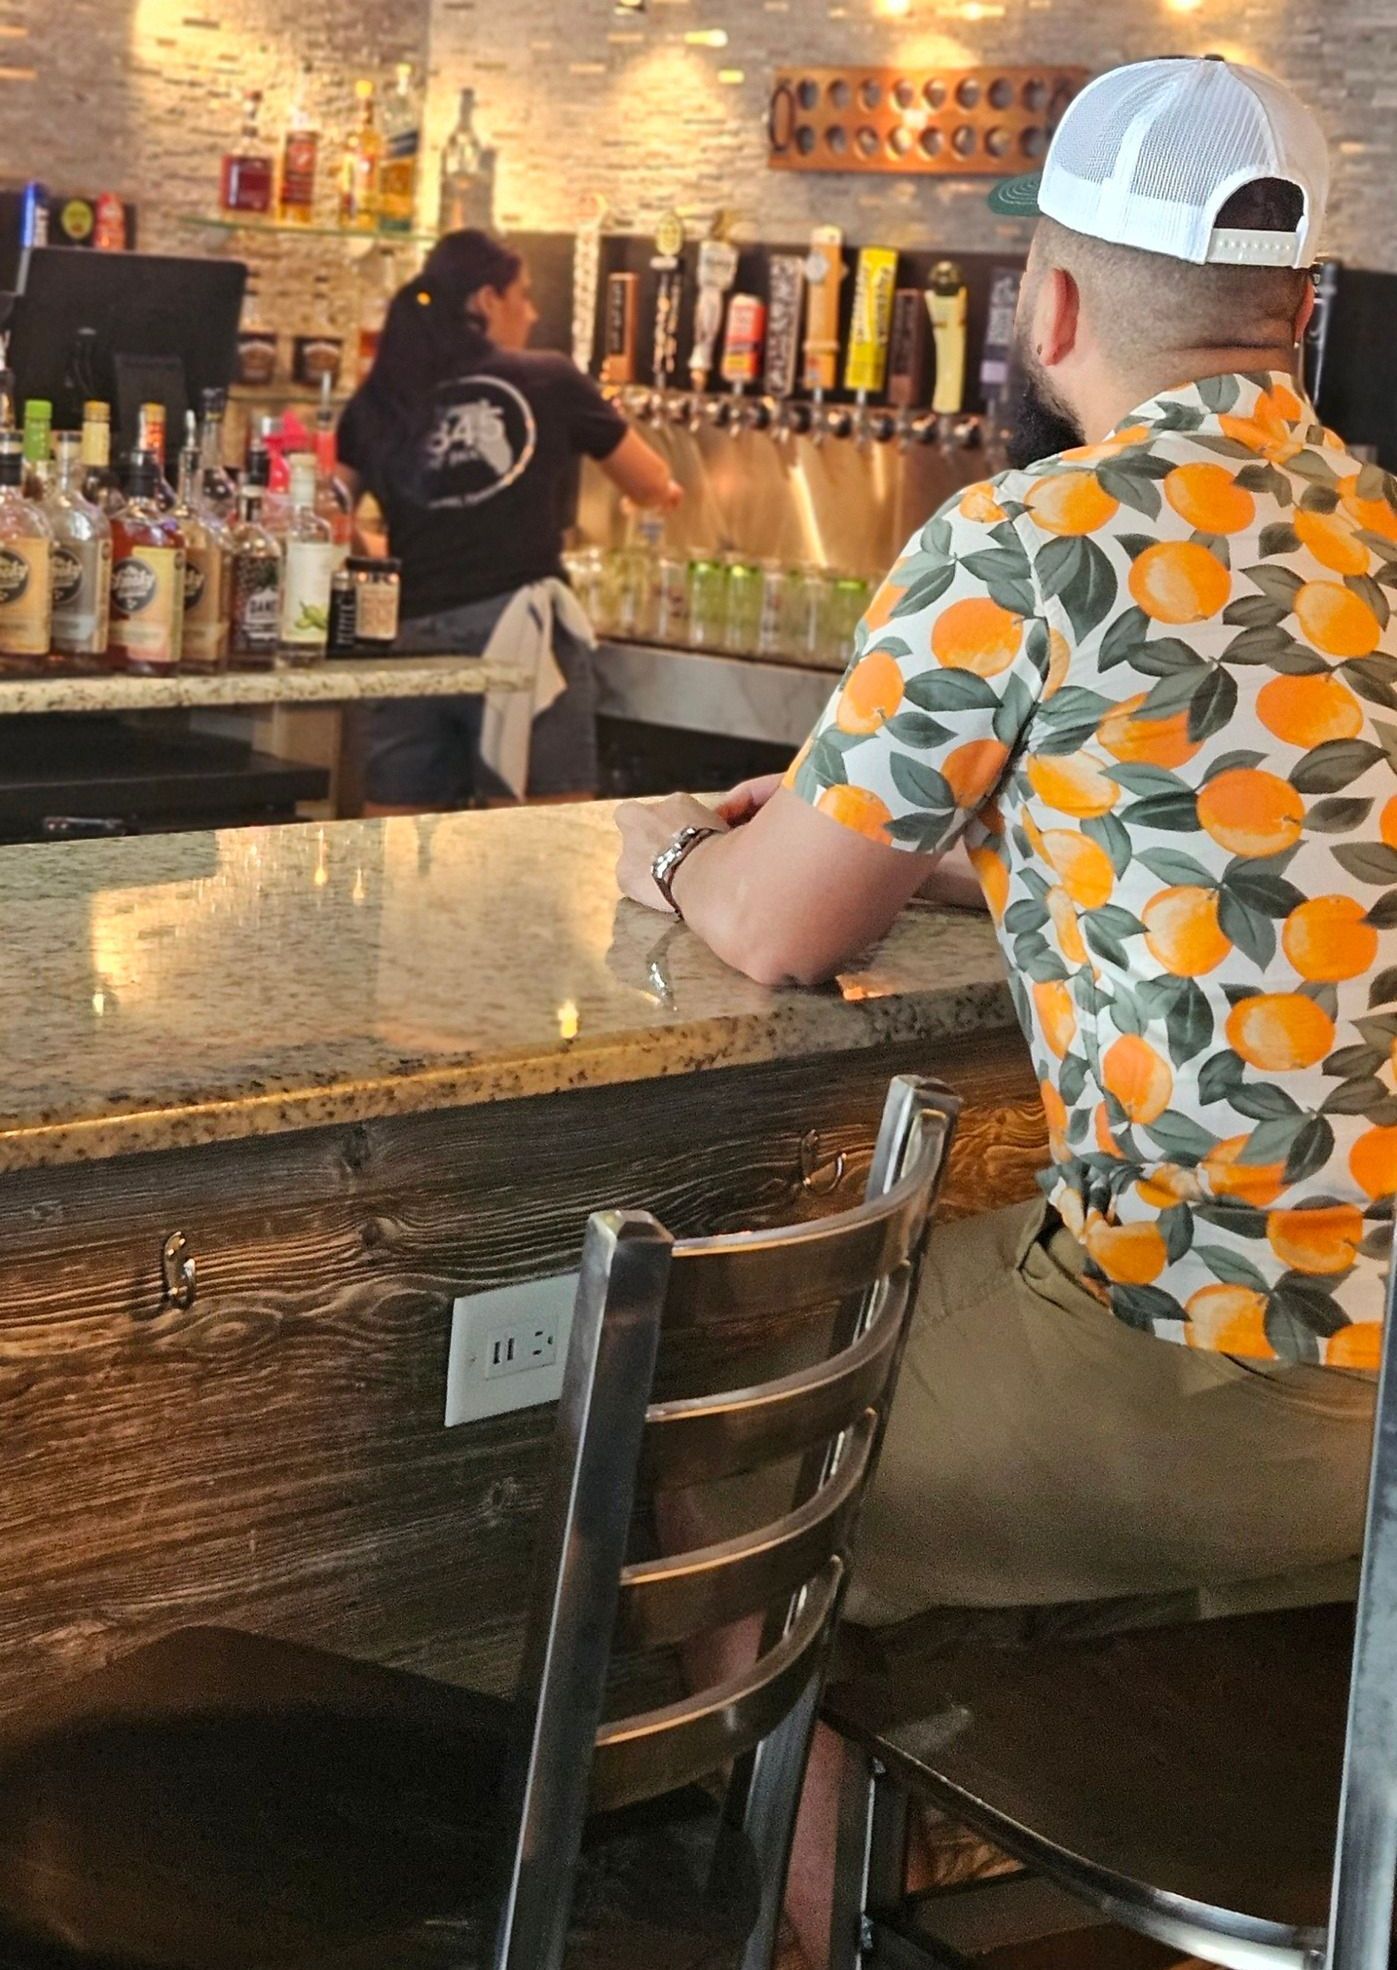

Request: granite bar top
left=0, top=803, right=1016, bottom=1173
left=0, top=654, right=529, bottom=715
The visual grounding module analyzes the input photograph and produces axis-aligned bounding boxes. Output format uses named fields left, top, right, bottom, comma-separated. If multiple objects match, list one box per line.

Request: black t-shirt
left=337, top=347, right=627, bottom=620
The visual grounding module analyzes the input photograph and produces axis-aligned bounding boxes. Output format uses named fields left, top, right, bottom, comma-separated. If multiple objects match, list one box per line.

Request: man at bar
left=616, top=55, right=1392, bottom=1964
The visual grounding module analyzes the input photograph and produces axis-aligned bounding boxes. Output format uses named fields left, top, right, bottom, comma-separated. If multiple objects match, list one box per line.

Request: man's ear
left=1293, top=279, right=1316, bottom=345
left=1035, top=266, right=1081, bottom=369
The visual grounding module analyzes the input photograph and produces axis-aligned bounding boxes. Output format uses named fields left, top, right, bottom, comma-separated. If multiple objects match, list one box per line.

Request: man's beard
left=1005, top=355, right=1084, bottom=470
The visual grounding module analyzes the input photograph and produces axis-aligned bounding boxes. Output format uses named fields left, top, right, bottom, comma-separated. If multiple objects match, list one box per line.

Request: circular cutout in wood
left=856, top=124, right=880, bottom=157
left=893, top=78, right=916, bottom=110
left=860, top=78, right=883, bottom=110
left=797, top=78, right=819, bottom=111
left=829, top=78, right=852, bottom=109
left=956, top=77, right=981, bottom=109
left=986, top=125, right=1013, bottom=158
left=796, top=125, right=817, bottom=155
left=988, top=77, right=1015, bottom=110
left=1022, top=78, right=1048, bottom=112
left=1020, top=125, right=1046, bottom=159
left=889, top=125, right=913, bottom=157
left=919, top=126, right=943, bottom=158
left=826, top=123, right=849, bottom=153
left=923, top=78, right=947, bottom=109
left=952, top=123, right=977, bottom=155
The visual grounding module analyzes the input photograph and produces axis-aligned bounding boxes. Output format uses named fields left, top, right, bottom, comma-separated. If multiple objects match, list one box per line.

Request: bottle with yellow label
left=0, top=430, right=53, bottom=674
left=109, top=450, right=185, bottom=675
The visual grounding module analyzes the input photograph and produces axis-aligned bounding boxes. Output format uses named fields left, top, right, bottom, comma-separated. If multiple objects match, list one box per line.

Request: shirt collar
left=1109, top=368, right=1318, bottom=443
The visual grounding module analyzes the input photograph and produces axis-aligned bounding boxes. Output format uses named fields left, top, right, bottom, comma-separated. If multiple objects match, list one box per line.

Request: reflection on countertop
left=0, top=803, right=1015, bottom=1172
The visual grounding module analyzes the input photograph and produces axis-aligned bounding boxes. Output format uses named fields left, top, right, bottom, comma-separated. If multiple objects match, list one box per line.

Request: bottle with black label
left=44, top=431, right=111, bottom=667
left=227, top=486, right=282, bottom=670
left=0, top=429, right=52, bottom=673
left=109, top=449, right=185, bottom=675
left=173, top=427, right=230, bottom=673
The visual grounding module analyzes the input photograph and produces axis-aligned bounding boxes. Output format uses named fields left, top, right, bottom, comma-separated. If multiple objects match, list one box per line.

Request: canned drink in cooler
left=723, top=556, right=763, bottom=655
left=688, top=557, right=726, bottom=650
left=830, top=575, right=873, bottom=665
left=655, top=554, right=690, bottom=644
left=794, top=566, right=832, bottom=666
left=758, top=562, right=791, bottom=659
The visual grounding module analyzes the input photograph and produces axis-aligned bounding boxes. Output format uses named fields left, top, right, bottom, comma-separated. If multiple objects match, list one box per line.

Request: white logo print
left=423, top=375, right=538, bottom=509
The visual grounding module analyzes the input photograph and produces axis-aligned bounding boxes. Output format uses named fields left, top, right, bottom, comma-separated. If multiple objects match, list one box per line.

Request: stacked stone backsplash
left=1, top=0, right=1393, bottom=409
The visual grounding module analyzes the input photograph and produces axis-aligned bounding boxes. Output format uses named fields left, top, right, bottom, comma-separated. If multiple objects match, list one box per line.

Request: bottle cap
left=0, top=431, right=23, bottom=486
left=83, top=400, right=110, bottom=421
left=23, top=399, right=52, bottom=421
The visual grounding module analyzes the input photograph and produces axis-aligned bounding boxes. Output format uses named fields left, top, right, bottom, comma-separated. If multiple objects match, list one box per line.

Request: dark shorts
left=364, top=595, right=599, bottom=806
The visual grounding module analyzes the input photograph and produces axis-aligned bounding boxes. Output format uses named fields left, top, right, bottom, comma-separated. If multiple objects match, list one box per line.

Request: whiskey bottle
left=379, top=63, right=421, bottom=235
left=221, top=89, right=274, bottom=217
left=109, top=450, right=186, bottom=675
left=80, top=401, right=124, bottom=515
left=279, top=452, right=335, bottom=663
left=198, top=389, right=238, bottom=520
left=173, top=433, right=230, bottom=673
left=20, top=397, right=52, bottom=500
left=45, top=430, right=111, bottom=666
left=137, top=402, right=176, bottom=510
left=340, top=81, right=382, bottom=232
left=0, top=429, right=53, bottom=673
left=227, top=485, right=282, bottom=670
left=278, top=62, right=320, bottom=225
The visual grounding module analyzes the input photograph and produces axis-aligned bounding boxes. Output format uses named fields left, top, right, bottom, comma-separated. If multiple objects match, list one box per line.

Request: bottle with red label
left=221, top=91, right=274, bottom=217
left=278, top=64, right=319, bottom=225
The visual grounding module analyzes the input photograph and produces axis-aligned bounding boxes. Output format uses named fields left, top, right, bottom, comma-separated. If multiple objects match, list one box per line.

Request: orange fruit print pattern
left=788, top=371, right=1397, bottom=1366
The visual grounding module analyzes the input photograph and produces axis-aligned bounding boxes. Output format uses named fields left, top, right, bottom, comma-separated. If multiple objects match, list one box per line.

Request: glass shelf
left=177, top=213, right=438, bottom=248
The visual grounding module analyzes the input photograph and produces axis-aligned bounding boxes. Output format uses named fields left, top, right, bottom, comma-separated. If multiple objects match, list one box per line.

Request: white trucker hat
left=988, top=56, right=1328, bottom=268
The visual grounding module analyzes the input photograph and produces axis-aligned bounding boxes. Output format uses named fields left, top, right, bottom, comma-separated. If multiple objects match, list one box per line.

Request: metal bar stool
left=822, top=1222, right=1397, bottom=1970
left=0, top=1075, right=960, bottom=1970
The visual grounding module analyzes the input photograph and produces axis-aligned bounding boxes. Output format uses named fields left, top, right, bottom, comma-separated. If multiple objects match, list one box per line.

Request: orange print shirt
left=788, top=371, right=1397, bottom=1368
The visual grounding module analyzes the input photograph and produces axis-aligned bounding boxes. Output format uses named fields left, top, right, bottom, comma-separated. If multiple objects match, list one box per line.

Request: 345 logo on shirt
left=422, top=376, right=538, bottom=509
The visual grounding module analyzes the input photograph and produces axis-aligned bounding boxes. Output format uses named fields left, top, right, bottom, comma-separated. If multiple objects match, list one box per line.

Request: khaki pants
left=845, top=1196, right=1376, bottom=1636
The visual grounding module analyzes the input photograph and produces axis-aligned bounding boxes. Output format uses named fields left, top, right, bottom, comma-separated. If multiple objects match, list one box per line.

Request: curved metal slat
left=590, top=1560, right=844, bottom=1814
left=641, top=1270, right=909, bottom=1488
left=618, top=1412, right=877, bottom=1649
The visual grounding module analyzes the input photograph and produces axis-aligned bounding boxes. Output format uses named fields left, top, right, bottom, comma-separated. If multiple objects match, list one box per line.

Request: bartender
left=337, top=229, right=681, bottom=810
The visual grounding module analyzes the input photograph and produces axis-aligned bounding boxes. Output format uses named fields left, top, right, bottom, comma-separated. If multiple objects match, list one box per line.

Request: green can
left=687, top=557, right=726, bottom=650
left=723, top=557, right=763, bottom=656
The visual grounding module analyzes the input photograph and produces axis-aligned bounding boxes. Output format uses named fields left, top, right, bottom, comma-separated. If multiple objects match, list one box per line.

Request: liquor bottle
left=109, top=450, right=186, bottom=675
left=198, top=389, right=238, bottom=520
left=340, top=81, right=382, bottom=232
left=0, top=430, right=53, bottom=673
left=220, top=90, right=275, bottom=217
left=379, top=62, right=421, bottom=235
left=137, top=402, right=176, bottom=510
left=437, top=87, right=494, bottom=233
left=278, top=62, right=320, bottom=225
left=279, top=452, right=336, bottom=662
left=313, top=380, right=353, bottom=550
left=80, top=401, right=124, bottom=515
left=227, top=485, right=282, bottom=669
left=45, top=430, right=112, bottom=666
left=93, top=193, right=127, bottom=252
left=20, top=398, right=52, bottom=500
left=173, top=429, right=231, bottom=674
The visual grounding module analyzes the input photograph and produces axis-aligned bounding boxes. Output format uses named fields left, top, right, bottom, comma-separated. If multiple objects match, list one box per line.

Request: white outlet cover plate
left=445, top=1273, right=579, bottom=1426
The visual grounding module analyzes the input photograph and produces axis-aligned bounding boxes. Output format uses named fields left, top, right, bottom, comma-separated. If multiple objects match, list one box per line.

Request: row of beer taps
left=618, top=382, right=985, bottom=453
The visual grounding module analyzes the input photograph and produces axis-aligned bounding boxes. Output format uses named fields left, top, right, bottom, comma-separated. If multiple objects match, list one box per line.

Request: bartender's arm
left=599, top=430, right=683, bottom=510
left=614, top=486, right=1045, bottom=985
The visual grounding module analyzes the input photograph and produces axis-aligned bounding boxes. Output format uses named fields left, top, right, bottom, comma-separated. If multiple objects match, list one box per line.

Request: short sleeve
left=785, top=479, right=1051, bottom=855
left=555, top=361, right=628, bottom=461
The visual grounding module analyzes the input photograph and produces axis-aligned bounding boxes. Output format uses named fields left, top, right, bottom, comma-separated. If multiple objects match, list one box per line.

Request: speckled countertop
left=0, top=653, right=527, bottom=715
left=0, top=804, right=1016, bottom=1173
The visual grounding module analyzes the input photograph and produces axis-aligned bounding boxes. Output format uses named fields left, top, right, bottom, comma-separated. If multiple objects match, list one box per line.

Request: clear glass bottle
left=137, top=402, right=176, bottom=510
left=109, top=450, right=185, bottom=675
left=227, top=486, right=282, bottom=669
left=437, top=87, right=494, bottom=233
left=280, top=452, right=336, bottom=662
left=45, top=430, right=111, bottom=667
left=199, top=389, right=238, bottom=520
left=21, top=398, right=52, bottom=501
left=173, top=433, right=230, bottom=674
left=277, top=61, right=319, bottom=225
left=0, top=430, right=52, bottom=673
left=379, top=62, right=421, bottom=235
left=80, top=401, right=124, bottom=515
left=220, top=89, right=274, bottom=217
left=340, top=80, right=382, bottom=232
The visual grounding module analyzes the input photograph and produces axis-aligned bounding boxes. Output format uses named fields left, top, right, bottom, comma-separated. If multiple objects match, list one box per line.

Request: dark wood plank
left=0, top=1032, right=1044, bottom=1719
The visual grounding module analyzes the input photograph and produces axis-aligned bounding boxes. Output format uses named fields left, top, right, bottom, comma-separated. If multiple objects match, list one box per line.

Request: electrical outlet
left=445, top=1273, right=578, bottom=1425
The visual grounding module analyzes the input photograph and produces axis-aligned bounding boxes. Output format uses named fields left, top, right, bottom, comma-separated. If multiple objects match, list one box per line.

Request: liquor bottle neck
left=81, top=418, right=111, bottom=470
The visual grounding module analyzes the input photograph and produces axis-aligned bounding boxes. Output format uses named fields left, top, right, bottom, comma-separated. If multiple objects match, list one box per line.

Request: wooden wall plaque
left=768, top=65, right=1089, bottom=176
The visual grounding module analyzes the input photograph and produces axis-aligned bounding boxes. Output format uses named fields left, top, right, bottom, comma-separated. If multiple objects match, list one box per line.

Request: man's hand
left=615, top=794, right=727, bottom=912
left=715, top=773, right=785, bottom=828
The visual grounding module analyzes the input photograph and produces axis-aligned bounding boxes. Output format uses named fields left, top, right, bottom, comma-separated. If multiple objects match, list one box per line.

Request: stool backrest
left=492, top=1075, right=959, bottom=1970
left=1325, top=1222, right=1397, bottom=1970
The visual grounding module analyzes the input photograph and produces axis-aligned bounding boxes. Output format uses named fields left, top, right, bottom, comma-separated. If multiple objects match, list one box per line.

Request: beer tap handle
left=870, top=409, right=898, bottom=445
